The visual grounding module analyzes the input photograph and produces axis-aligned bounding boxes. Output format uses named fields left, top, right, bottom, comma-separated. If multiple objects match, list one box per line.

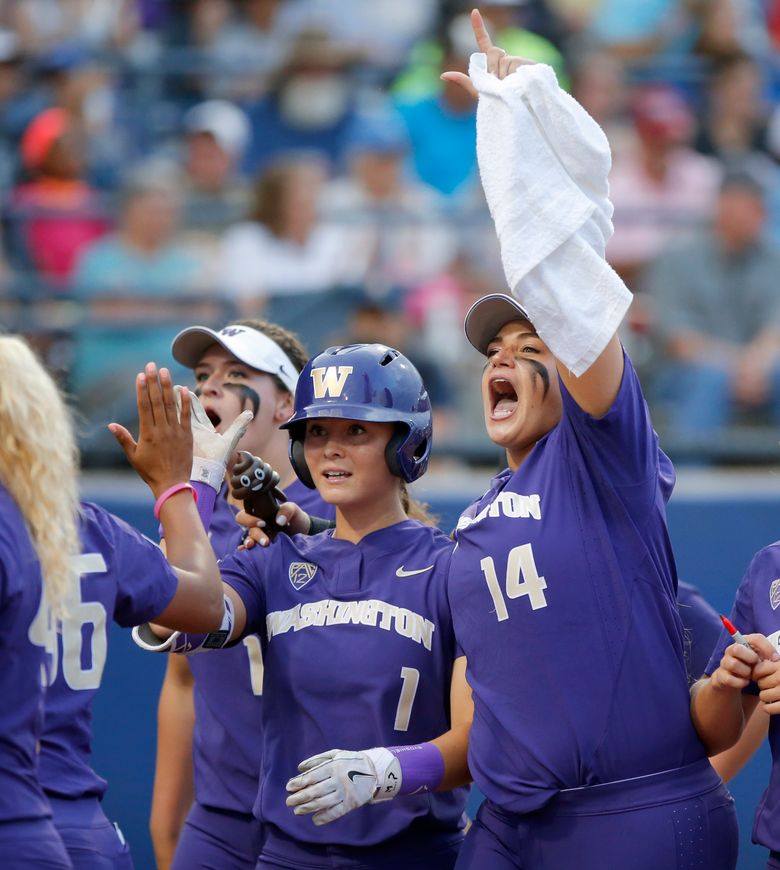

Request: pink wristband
left=153, top=482, right=197, bottom=520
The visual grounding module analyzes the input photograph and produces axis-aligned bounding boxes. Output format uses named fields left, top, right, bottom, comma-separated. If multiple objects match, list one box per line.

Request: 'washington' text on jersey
left=456, top=491, right=542, bottom=530
left=266, top=598, right=436, bottom=651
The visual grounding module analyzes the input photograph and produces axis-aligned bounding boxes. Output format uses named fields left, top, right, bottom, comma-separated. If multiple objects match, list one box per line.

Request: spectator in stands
left=242, top=28, right=360, bottom=176
left=9, top=0, right=139, bottom=57
left=578, top=0, right=688, bottom=59
left=73, top=159, right=207, bottom=300
left=70, top=159, right=219, bottom=440
left=279, top=0, right=436, bottom=75
left=204, top=0, right=299, bottom=101
left=692, top=0, right=769, bottom=62
left=696, top=53, right=772, bottom=163
left=218, top=155, right=365, bottom=309
left=569, top=49, right=629, bottom=140
left=395, top=16, right=479, bottom=198
left=607, top=84, right=721, bottom=287
left=179, top=99, right=251, bottom=240
left=7, top=106, right=109, bottom=288
left=21, top=43, right=129, bottom=189
left=0, top=31, right=33, bottom=192
left=645, top=171, right=780, bottom=439
left=322, top=102, right=456, bottom=302
left=159, top=0, right=233, bottom=104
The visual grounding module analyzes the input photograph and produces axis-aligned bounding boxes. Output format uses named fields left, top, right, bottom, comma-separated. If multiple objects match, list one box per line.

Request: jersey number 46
left=28, top=552, right=108, bottom=691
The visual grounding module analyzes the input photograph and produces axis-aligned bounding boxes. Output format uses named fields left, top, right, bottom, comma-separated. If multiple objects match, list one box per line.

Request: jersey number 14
left=480, top=543, right=548, bottom=621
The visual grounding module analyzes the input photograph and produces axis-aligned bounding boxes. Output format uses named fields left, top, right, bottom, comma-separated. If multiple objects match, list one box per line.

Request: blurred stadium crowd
left=3, top=0, right=780, bottom=465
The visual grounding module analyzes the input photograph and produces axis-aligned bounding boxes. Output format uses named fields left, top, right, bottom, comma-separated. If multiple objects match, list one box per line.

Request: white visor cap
left=171, top=324, right=299, bottom=395
left=464, top=294, right=532, bottom=355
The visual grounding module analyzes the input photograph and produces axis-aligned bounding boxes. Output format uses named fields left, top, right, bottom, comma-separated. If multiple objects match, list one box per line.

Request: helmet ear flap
left=288, top=428, right=315, bottom=489
left=384, top=426, right=406, bottom=478
left=384, top=423, right=430, bottom=482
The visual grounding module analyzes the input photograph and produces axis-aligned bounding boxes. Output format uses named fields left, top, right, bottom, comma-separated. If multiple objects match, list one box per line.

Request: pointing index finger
left=471, top=8, right=493, bottom=53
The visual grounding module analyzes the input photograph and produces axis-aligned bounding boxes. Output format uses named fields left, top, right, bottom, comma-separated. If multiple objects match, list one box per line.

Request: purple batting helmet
left=281, top=343, right=432, bottom=488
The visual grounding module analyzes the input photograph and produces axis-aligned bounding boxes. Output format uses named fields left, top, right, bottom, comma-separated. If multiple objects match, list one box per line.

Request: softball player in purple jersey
left=288, top=12, right=738, bottom=867
left=692, top=547, right=780, bottom=868
left=447, top=293, right=739, bottom=868
left=151, top=320, right=333, bottom=870
left=0, top=336, right=80, bottom=868
left=130, top=344, right=471, bottom=869
left=40, top=501, right=183, bottom=869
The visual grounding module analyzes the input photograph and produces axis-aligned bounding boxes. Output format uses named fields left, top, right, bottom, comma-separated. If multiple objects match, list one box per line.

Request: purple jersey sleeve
left=558, top=349, right=676, bottom=510
left=84, top=502, right=179, bottom=627
left=704, top=543, right=780, bottom=852
left=39, top=502, right=179, bottom=800
left=0, top=484, right=52, bottom=823
left=449, top=352, right=702, bottom=816
left=187, top=481, right=335, bottom=814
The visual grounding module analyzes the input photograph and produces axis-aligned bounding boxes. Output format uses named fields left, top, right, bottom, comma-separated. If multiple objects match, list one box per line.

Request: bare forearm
left=156, top=491, right=223, bottom=629
left=709, top=698, right=765, bottom=782
left=690, top=678, right=746, bottom=755
left=431, top=724, right=471, bottom=790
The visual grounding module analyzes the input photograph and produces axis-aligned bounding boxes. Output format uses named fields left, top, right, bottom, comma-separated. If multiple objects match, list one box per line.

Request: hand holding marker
left=720, top=615, right=754, bottom=652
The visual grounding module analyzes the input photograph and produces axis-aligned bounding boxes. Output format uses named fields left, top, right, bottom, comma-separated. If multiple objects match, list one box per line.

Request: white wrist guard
left=132, top=594, right=235, bottom=654
left=191, top=456, right=226, bottom=492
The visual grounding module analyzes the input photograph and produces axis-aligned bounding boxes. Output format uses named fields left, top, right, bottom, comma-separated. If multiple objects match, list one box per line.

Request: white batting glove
left=285, top=748, right=401, bottom=825
left=174, top=386, right=253, bottom=491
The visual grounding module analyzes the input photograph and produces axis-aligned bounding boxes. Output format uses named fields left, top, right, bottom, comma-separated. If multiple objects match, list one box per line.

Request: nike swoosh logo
left=395, top=565, right=434, bottom=578
left=347, top=770, right=374, bottom=782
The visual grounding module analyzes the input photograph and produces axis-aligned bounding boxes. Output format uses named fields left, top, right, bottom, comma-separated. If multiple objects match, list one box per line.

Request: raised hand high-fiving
left=109, top=363, right=193, bottom=500
left=440, top=8, right=535, bottom=98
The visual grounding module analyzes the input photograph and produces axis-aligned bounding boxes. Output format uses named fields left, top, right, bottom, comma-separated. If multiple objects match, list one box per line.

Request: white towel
left=469, top=54, right=632, bottom=376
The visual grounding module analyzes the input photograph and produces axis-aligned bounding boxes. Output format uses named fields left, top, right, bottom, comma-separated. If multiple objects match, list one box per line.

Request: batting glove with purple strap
left=285, top=743, right=444, bottom=825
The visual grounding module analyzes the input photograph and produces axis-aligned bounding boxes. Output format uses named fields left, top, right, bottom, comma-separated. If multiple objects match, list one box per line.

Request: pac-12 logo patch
left=289, top=562, right=318, bottom=590
left=770, top=578, right=780, bottom=610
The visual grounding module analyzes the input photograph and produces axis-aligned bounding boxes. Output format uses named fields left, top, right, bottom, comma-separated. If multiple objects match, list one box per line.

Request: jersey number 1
left=480, top=543, right=547, bottom=621
left=243, top=635, right=264, bottom=696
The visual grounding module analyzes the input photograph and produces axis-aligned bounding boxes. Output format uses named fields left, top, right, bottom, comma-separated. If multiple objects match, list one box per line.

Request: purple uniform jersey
left=39, top=501, right=179, bottom=799
left=449, top=354, right=706, bottom=815
left=705, top=543, right=780, bottom=853
left=0, top=484, right=53, bottom=823
left=219, top=519, right=467, bottom=846
left=188, top=480, right=333, bottom=813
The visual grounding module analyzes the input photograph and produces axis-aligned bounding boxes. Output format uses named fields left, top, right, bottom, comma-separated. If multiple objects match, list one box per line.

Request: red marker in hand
left=720, top=615, right=753, bottom=651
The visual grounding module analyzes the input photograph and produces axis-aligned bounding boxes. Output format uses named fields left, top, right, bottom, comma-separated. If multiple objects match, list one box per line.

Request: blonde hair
left=0, top=336, right=80, bottom=617
left=400, top=481, right=438, bottom=527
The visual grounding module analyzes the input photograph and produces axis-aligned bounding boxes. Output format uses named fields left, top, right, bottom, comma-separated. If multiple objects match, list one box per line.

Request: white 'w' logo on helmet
left=310, top=366, right=353, bottom=399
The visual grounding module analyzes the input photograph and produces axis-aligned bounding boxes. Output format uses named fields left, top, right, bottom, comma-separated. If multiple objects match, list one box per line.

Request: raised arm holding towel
left=444, top=10, right=629, bottom=416
left=441, top=11, right=738, bottom=870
